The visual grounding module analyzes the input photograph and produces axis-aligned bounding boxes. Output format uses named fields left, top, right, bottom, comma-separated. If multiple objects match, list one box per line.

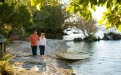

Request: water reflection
left=67, top=40, right=121, bottom=75
left=67, top=41, right=94, bottom=54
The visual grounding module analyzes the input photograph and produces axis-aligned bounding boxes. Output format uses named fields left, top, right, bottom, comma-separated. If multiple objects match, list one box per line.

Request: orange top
left=30, top=34, right=39, bottom=46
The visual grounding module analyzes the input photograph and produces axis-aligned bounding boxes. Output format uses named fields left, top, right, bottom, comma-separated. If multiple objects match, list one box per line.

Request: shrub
left=83, top=34, right=97, bottom=41
left=74, top=38, right=82, bottom=42
left=0, top=54, right=15, bottom=75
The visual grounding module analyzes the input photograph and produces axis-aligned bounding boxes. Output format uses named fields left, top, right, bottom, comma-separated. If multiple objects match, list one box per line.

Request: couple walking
left=30, top=30, right=46, bottom=58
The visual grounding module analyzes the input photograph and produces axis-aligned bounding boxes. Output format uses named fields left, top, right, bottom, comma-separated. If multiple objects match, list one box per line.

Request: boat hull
left=55, top=52, right=89, bottom=60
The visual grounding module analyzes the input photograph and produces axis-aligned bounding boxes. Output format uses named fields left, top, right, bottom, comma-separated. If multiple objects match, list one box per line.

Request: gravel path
left=6, top=39, right=72, bottom=75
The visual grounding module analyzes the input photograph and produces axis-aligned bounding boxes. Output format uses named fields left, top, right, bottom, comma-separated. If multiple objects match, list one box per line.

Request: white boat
left=55, top=51, right=89, bottom=60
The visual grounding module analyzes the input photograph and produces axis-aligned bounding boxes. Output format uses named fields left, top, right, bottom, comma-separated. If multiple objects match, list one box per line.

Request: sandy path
left=6, top=39, right=72, bottom=75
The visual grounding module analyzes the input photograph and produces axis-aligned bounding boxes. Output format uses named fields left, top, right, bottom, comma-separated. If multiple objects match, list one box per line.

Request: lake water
left=66, top=40, right=121, bottom=75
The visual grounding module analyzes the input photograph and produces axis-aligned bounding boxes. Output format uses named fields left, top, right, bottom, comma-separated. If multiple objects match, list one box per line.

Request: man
left=30, top=30, right=39, bottom=58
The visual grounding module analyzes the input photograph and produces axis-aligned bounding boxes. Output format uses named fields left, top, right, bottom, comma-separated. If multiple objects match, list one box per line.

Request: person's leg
left=31, top=46, right=34, bottom=55
left=33, top=46, right=37, bottom=55
left=39, top=45, right=42, bottom=56
left=34, top=46, right=37, bottom=55
left=33, top=46, right=35, bottom=55
left=41, top=46, right=45, bottom=57
left=32, top=46, right=37, bottom=58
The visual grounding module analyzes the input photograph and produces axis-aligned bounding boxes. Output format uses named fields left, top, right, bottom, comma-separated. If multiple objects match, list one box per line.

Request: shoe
left=34, top=56, right=37, bottom=59
left=40, top=56, right=43, bottom=59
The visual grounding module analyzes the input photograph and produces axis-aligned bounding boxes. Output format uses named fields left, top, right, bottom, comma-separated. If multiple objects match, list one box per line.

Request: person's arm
left=38, top=37, right=41, bottom=45
left=44, top=38, right=46, bottom=49
left=30, top=35, right=33, bottom=46
left=37, top=35, right=40, bottom=40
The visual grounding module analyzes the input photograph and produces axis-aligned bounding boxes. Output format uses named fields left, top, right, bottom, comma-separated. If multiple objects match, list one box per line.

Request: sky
left=92, top=6, right=106, bottom=21
left=92, top=7, right=107, bottom=38
left=60, top=0, right=70, bottom=4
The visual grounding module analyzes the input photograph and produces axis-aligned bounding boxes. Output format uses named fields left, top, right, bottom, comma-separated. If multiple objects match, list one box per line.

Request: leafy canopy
left=30, top=0, right=60, bottom=11
left=30, top=4, right=70, bottom=32
left=0, top=1, right=33, bottom=31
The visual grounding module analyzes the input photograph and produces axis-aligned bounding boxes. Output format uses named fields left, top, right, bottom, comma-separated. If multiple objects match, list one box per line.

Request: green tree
left=30, top=4, right=70, bottom=32
left=66, top=0, right=121, bottom=31
left=0, top=3, right=15, bottom=28
left=0, top=1, right=33, bottom=36
left=12, top=3, right=33, bottom=29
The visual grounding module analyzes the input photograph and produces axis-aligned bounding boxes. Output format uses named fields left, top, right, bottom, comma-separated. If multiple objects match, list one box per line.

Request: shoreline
left=6, top=39, right=73, bottom=75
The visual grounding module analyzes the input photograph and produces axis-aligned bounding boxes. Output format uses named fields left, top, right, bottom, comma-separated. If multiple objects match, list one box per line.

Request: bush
left=74, top=38, right=82, bottom=42
left=83, top=35, right=97, bottom=41
left=46, top=33, right=55, bottom=39
left=0, top=54, right=15, bottom=75
left=6, top=38, right=11, bottom=45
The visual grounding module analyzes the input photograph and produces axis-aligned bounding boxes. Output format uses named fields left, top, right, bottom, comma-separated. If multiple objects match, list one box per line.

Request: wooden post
left=1, top=43, right=4, bottom=57
left=0, top=34, right=7, bottom=57
left=4, top=42, right=6, bottom=53
left=0, top=42, right=6, bottom=57
left=0, top=43, right=2, bottom=57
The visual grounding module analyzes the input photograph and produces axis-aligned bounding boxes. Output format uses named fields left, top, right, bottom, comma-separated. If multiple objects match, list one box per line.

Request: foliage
left=0, top=1, right=33, bottom=36
left=6, top=38, right=11, bottom=45
left=30, top=0, right=60, bottom=11
left=83, top=34, right=97, bottom=41
left=66, top=0, right=121, bottom=31
left=74, top=38, right=82, bottom=42
left=0, top=3, right=15, bottom=28
left=66, top=0, right=96, bottom=21
left=12, top=4, right=33, bottom=29
left=0, top=54, right=15, bottom=75
left=28, top=4, right=70, bottom=38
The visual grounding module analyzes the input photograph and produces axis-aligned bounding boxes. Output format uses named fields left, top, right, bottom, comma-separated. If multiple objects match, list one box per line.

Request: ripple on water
left=67, top=40, right=121, bottom=75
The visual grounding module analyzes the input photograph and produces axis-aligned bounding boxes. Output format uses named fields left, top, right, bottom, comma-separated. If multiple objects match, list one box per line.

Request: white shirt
left=38, top=37, right=46, bottom=46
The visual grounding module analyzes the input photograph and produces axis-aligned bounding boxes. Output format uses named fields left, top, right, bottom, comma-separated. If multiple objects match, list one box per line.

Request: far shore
left=6, top=39, right=73, bottom=75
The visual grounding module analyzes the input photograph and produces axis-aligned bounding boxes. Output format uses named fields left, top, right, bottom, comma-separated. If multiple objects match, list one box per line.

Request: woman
left=38, top=33, right=46, bottom=58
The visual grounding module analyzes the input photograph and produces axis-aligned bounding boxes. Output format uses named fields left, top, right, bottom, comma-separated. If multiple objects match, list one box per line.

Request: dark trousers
left=31, top=46, right=37, bottom=55
left=39, top=45, right=45, bottom=55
